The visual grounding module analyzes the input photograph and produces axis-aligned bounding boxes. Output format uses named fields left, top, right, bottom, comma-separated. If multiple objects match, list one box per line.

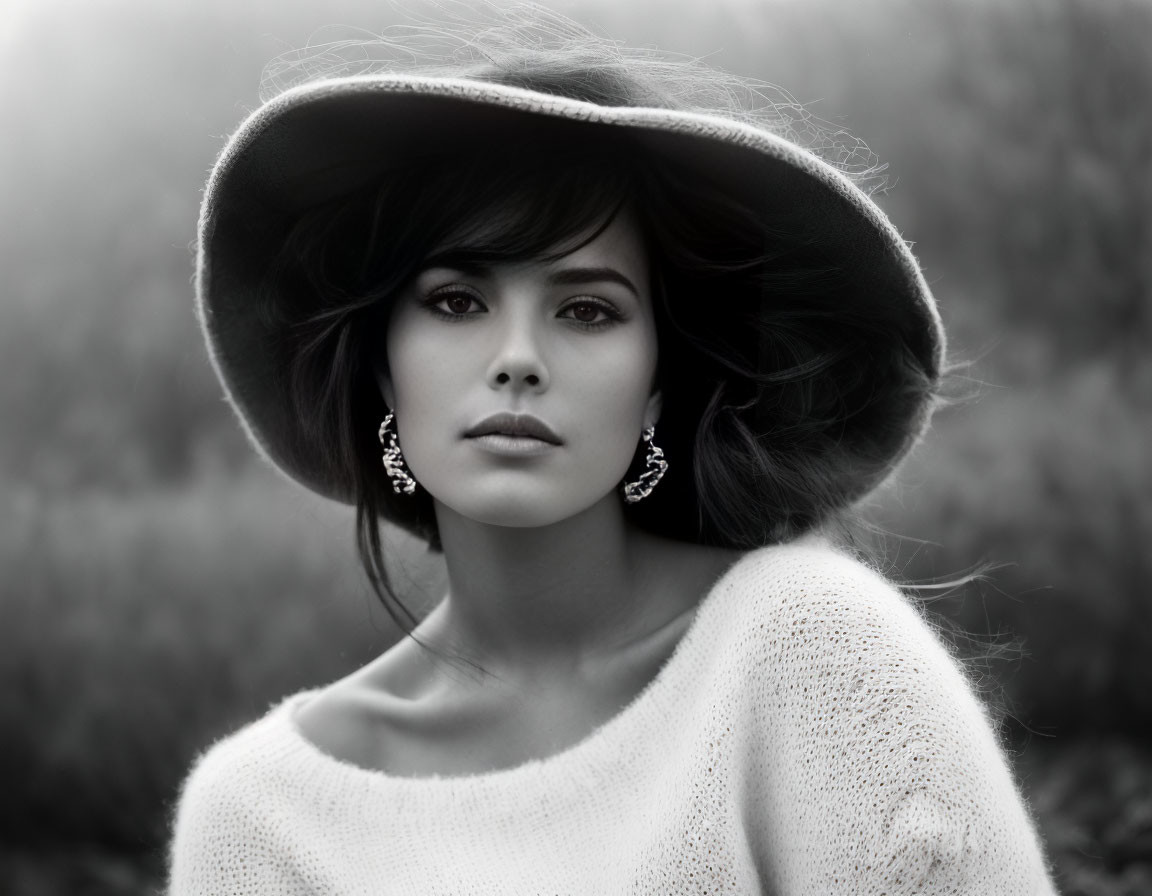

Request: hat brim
left=197, top=74, right=944, bottom=507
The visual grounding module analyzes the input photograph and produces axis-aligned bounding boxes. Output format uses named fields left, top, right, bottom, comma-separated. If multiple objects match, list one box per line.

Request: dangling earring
left=378, top=411, right=417, bottom=495
left=622, top=426, right=668, bottom=504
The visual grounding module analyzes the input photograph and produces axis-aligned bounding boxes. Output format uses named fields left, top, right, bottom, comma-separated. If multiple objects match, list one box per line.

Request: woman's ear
left=643, top=390, right=663, bottom=430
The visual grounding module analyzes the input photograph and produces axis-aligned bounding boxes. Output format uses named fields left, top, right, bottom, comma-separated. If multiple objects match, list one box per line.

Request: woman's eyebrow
left=416, top=260, right=640, bottom=297
left=548, top=266, right=639, bottom=297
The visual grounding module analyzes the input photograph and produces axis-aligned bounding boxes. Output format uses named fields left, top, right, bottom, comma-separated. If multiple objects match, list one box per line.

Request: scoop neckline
left=281, top=546, right=764, bottom=791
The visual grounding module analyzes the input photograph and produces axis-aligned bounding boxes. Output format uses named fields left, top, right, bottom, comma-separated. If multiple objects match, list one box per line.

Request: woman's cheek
left=388, top=324, right=467, bottom=411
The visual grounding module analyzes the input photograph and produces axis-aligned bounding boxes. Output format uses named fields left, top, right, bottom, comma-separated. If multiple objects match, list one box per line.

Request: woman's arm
left=748, top=547, right=1058, bottom=894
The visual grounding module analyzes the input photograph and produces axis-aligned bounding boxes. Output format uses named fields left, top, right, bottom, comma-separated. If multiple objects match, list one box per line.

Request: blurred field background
left=2, top=0, right=1150, bottom=892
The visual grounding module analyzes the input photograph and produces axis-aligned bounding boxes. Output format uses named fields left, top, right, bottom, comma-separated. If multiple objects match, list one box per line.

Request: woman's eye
left=443, top=294, right=476, bottom=314
left=559, top=301, right=616, bottom=325
left=426, top=289, right=484, bottom=316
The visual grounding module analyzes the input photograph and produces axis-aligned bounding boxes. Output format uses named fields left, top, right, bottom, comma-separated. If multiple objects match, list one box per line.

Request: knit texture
left=168, top=541, right=1057, bottom=894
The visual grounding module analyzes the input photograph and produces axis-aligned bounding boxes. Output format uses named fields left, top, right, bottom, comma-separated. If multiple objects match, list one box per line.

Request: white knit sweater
left=168, top=541, right=1057, bottom=894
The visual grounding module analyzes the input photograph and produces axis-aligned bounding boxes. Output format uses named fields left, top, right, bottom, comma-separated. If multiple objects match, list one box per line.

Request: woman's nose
left=486, top=314, right=550, bottom=393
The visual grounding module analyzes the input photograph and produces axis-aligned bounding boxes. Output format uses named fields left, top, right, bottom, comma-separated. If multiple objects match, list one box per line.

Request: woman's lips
left=466, top=432, right=558, bottom=456
left=463, top=414, right=562, bottom=457
left=464, top=413, right=562, bottom=445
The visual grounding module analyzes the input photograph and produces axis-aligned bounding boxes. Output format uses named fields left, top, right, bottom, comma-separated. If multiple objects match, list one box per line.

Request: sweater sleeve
left=167, top=733, right=309, bottom=896
left=747, top=547, right=1058, bottom=894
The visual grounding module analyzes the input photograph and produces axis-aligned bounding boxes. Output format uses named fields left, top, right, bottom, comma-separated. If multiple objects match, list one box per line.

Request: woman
left=169, top=10, right=1057, bottom=894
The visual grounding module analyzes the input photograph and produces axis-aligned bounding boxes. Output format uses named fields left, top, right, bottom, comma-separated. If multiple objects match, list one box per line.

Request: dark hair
left=255, top=21, right=936, bottom=657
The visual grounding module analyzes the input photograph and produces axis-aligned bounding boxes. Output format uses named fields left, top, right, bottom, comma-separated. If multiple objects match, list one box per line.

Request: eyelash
left=421, top=288, right=485, bottom=321
left=558, top=299, right=624, bottom=330
left=420, top=288, right=624, bottom=330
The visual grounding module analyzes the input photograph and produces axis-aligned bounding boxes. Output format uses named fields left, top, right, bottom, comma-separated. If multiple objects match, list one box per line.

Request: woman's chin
left=431, top=487, right=620, bottom=531
left=442, top=501, right=589, bottom=530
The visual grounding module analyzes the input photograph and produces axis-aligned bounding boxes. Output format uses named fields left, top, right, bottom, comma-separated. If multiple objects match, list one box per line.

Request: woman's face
left=380, top=207, right=661, bottom=528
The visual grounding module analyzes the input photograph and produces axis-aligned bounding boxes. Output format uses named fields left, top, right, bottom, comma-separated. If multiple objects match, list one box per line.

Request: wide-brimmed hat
left=196, top=68, right=945, bottom=543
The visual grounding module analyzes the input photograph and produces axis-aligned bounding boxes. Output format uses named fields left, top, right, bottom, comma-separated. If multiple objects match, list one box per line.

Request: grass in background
left=1020, top=738, right=1152, bottom=896
left=1, top=468, right=445, bottom=890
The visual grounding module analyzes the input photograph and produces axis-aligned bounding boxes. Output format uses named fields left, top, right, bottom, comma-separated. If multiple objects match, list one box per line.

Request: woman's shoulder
left=728, top=537, right=1004, bottom=781
left=174, top=692, right=313, bottom=818
left=724, top=535, right=917, bottom=623
left=718, top=536, right=958, bottom=681
left=168, top=692, right=324, bottom=892
left=730, top=540, right=1056, bottom=891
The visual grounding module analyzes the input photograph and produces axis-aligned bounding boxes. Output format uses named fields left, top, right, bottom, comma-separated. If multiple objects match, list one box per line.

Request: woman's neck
left=428, top=494, right=686, bottom=687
